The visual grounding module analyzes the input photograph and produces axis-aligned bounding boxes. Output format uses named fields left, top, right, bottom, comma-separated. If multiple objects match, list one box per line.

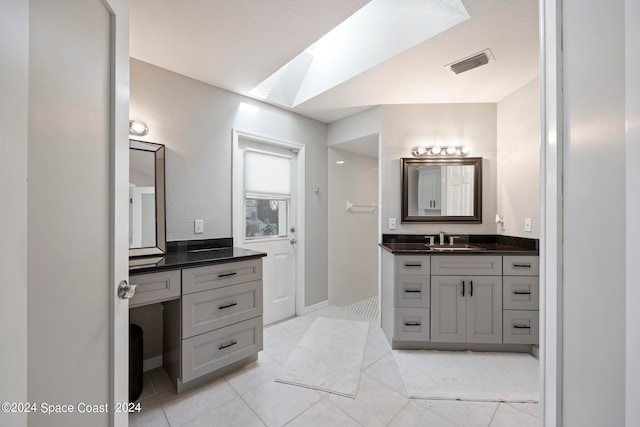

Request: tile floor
left=130, top=305, right=539, bottom=427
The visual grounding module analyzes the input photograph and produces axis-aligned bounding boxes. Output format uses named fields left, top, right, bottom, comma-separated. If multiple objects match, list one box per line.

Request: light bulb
left=461, top=146, right=470, bottom=155
left=129, top=120, right=148, bottom=136
left=431, top=146, right=441, bottom=155
left=446, top=146, right=456, bottom=155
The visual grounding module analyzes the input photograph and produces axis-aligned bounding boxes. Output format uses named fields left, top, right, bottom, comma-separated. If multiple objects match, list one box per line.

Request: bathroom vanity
left=129, top=240, right=266, bottom=393
left=381, top=235, right=539, bottom=352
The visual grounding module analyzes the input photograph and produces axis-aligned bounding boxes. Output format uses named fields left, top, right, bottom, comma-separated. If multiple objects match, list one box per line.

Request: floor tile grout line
left=383, top=398, right=412, bottom=427
left=236, top=388, right=269, bottom=427
left=486, top=401, right=501, bottom=427
left=504, top=401, right=540, bottom=419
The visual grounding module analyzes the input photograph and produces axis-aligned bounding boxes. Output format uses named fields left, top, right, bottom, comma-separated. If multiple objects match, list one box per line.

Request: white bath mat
left=392, top=350, right=539, bottom=402
left=275, top=317, right=369, bottom=398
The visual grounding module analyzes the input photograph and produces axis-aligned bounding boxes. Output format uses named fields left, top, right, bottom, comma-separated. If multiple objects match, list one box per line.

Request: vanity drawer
left=396, top=256, right=430, bottom=275
left=129, top=270, right=181, bottom=308
left=395, top=275, right=430, bottom=308
left=503, top=310, right=539, bottom=345
left=503, top=276, right=539, bottom=310
left=503, top=256, right=539, bottom=276
left=182, top=258, right=262, bottom=295
left=181, top=316, right=263, bottom=383
left=394, top=308, right=430, bottom=341
left=182, top=280, right=263, bottom=339
left=431, top=255, right=502, bottom=276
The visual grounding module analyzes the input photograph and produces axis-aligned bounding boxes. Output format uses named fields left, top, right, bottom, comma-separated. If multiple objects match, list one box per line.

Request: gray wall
left=130, top=59, right=329, bottom=306
left=380, top=103, right=498, bottom=235
left=496, top=77, right=540, bottom=238
left=561, top=0, right=626, bottom=424
left=0, top=1, right=28, bottom=425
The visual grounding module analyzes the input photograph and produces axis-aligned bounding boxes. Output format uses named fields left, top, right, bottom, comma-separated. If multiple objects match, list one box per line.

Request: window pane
left=245, top=198, right=288, bottom=239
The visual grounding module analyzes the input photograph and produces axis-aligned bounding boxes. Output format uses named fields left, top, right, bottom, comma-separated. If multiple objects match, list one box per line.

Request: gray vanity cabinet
left=130, top=257, right=264, bottom=393
left=502, top=256, right=539, bottom=344
left=431, top=274, right=502, bottom=344
left=382, top=250, right=538, bottom=350
left=431, top=255, right=502, bottom=344
left=381, top=252, right=431, bottom=343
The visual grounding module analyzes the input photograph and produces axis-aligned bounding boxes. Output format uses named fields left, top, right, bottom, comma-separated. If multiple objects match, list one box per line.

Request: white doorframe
left=232, top=129, right=306, bottom=316
left=106, top=0, right=130, bottom=425
left=540, top=0, right=563, bottom=425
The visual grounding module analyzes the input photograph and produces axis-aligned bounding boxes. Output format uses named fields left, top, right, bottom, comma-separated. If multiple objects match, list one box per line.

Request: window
left=244, top=149, right=292, bottom=240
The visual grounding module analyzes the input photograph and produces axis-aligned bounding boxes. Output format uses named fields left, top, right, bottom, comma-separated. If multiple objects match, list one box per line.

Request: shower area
left=328, top=135, right=379, bottom=320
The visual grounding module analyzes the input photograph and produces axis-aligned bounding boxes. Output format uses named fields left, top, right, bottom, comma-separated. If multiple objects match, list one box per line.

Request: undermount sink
left=427, top=244, right=485, bottom=252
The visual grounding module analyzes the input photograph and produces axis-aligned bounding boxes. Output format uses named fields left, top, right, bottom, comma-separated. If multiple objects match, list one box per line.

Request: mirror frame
left=129, top=139, right=166, bottom=257
left=401, top=156, right=483, bottom=223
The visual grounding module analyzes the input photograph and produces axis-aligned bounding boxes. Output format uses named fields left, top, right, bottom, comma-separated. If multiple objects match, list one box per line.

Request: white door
left=27, top=0, right=129, bottom=426
left=234, top=137, right=298, bottom=325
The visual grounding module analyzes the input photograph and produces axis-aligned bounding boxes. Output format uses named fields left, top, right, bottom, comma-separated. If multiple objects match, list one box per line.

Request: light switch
left=524, top=218, right=532, bottom=232
left=195, top=219, right=204, bottom=234
left=389, top=218, right=397, bottom=230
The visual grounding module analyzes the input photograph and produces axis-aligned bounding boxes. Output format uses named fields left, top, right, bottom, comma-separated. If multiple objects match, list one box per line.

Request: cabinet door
left=418, top=167, right=441, bottom=211
left=431, top=276, right=466, bottom=342
left=466, top=276, right=503, bottom=344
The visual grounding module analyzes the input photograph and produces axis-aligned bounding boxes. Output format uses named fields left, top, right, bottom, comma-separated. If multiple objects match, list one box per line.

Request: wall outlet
left=524, top=218, right=532, bottom=232
left=388, top=218, right=397, bottom=230
left=194, top=219, right=204, bottom=234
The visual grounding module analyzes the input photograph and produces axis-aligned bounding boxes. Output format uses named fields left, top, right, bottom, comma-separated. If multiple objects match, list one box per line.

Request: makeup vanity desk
left=129, top=239, right=266, bottom=393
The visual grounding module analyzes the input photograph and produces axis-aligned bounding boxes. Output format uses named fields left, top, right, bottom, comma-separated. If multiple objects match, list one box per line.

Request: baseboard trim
left=143, top=355, right=163, bottom=372
left=300, top=300, right=329, bottom=315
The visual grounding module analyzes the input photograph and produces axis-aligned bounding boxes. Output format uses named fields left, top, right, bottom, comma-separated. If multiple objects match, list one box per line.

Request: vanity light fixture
left=129, top=120, right=149, bottom=136
left=410, top=145, right=470, bottom=157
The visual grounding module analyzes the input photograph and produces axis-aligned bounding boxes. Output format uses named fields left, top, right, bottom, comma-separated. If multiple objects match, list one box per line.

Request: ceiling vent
left=447, top=49, right=493, bottom=75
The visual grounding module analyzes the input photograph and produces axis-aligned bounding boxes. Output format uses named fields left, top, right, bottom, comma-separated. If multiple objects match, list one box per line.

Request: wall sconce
left=129, top=120, right=149, bottom=136
left=410, top=145, right=469, bottom=157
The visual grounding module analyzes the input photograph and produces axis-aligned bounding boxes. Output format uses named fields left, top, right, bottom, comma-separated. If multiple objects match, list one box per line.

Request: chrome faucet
left=425, top=236, right=435, bottom=245
left=449, top=236, right=461, bottom=245
left=439, top=231, right=446, bottom=245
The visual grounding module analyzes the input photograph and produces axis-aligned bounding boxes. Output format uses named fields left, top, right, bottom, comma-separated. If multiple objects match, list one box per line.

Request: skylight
left=249, top=0, right=470, bottom=107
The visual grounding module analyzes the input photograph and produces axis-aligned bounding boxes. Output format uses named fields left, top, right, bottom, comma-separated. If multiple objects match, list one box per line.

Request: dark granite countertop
left=129, top=238, right=266, bottom=275
left=380, top=234, right=538, bottom=255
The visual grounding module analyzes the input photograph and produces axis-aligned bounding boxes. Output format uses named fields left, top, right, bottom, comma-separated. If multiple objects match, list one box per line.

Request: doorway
left=328, top=134, right=380, bottom=318
left=232, top=130, right=305, bottom=325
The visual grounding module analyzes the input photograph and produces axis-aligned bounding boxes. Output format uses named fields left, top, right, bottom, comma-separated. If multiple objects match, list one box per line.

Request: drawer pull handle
left=404, top=322, right=421, bottom=326
left=461, top=280, right=465, bottom=297
left=513, top=291, right=532, bottom=295
left=469, top=280, right=473, bottom=297
left=218, top=302, right=238, bottom=310
left=512, top=263, right=532, bottom=268
left=404, top=289, right=421, bottom=293
left=513, top=325, right=531, bottom=329
left=218, top=340, right=238, bottom=350
left=404, top=263, right=422, bottom=268
left=218, top=272, right=238, bottom=278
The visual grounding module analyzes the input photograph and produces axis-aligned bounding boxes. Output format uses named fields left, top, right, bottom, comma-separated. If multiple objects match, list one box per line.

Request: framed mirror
left=129, top=140, right=166, bottom=257
left=401, top=157, right=482, bottom=223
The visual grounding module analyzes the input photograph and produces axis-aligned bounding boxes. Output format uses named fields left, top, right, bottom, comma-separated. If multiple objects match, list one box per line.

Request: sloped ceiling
left=129, top=0, right=538, bottom=123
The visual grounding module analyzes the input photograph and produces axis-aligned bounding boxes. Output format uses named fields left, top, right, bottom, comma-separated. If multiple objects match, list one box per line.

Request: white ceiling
left=129, top=0, right=539, bottom=124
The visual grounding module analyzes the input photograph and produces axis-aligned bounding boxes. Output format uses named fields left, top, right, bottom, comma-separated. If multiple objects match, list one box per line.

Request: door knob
left=118, top=280, right=137, bottom=299
left=290, top=238, right=297, bottom=245
left=290, top=226, right=296, bottom=233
